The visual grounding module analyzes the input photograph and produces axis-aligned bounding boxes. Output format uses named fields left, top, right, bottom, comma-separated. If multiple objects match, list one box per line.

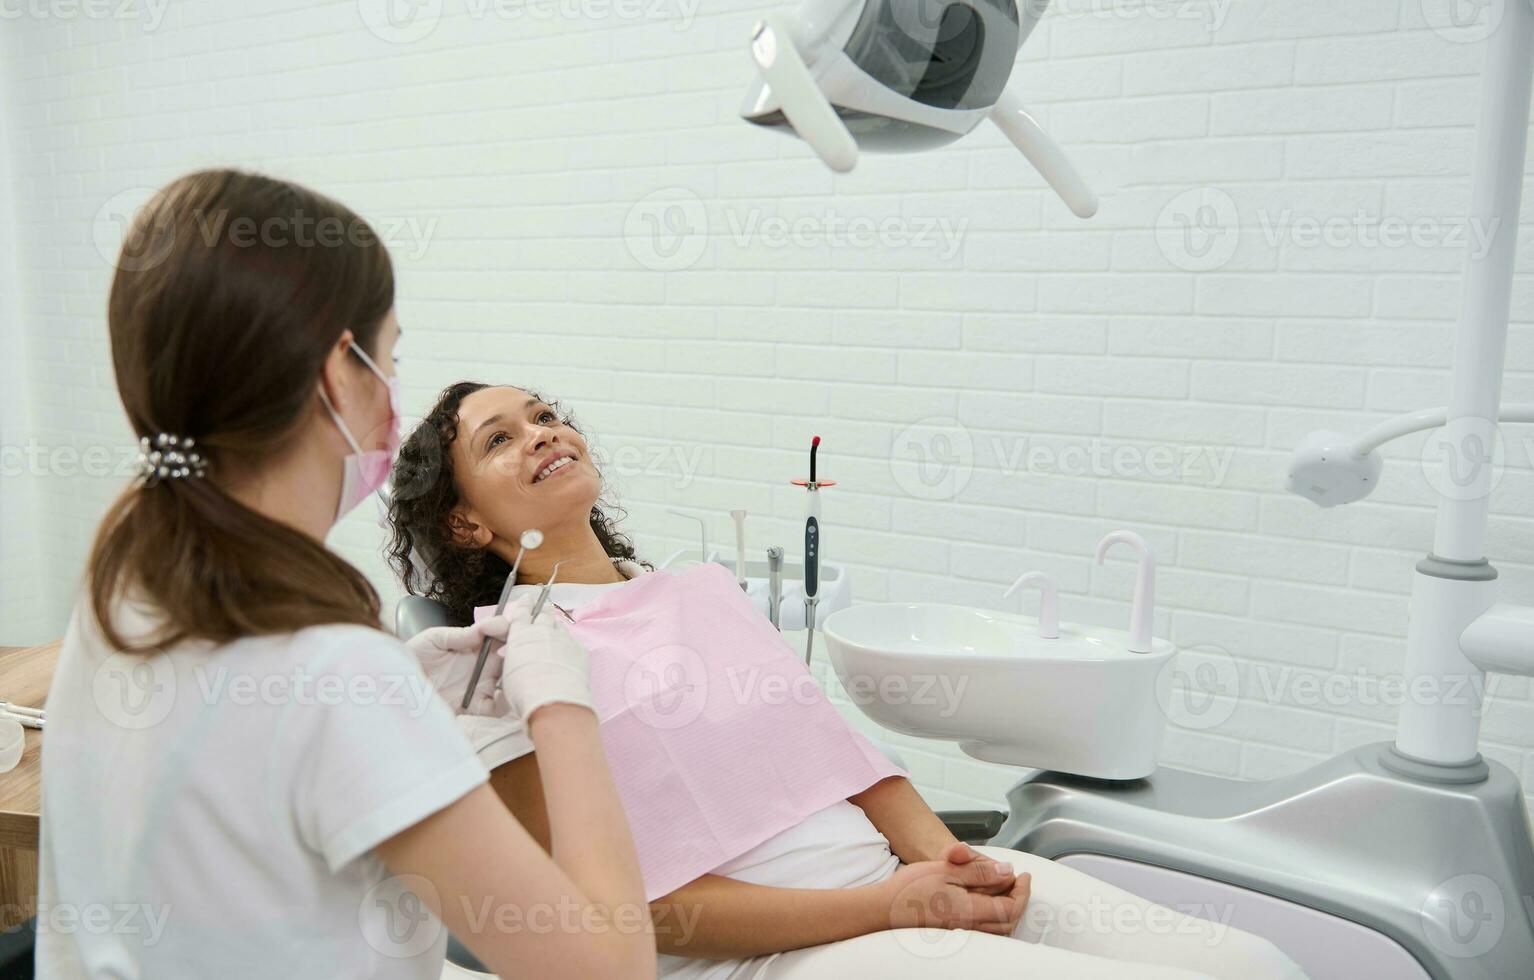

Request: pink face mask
left=319, top=341, right=400, bottom=522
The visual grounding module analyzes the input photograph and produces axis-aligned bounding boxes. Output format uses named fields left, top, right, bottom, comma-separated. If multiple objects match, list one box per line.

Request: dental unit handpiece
left=766, top=547, right=784, bottom=630
left=731, top=510, right=748, bottom=591
left=528, top=561, right=565, bottom=623
left=793, top=436, right=836, bottom=665
left=462, top=528, right=543, bottom=710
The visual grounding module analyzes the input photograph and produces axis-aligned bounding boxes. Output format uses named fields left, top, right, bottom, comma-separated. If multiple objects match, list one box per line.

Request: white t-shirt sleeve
left=281, top=626, right=490, bottom=873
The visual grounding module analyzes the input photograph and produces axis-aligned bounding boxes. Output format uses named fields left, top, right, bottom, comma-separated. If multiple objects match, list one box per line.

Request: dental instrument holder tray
left=661, top=550, right=851, bottom=630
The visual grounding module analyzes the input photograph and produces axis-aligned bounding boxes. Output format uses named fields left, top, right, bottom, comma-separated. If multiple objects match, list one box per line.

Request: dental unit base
left=990, top=743, right=1534, bottom=980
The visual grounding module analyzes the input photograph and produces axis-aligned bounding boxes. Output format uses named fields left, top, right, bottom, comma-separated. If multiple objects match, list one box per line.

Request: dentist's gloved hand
left=496, top=593, right=594, bottom=723
left=406, top=606, right=530, bottom=771
left=406, top=594, right=594, bottom=769
left=407, top=613, right=514, bottom=717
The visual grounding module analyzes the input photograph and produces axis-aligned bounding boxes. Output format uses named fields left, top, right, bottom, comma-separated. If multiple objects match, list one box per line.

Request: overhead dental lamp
left=741, top=0, right=1098, bottom=218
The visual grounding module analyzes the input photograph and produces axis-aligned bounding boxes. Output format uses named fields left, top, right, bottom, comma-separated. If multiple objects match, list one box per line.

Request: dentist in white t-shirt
left=37, top=169, right=654, bottom=980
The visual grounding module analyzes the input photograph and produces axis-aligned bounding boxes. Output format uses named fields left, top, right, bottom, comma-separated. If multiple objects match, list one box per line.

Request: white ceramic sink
left=822, top=603, right=1175, bottom=780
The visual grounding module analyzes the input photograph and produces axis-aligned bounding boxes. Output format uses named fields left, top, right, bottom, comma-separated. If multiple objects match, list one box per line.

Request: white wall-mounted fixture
left=1284, top=429, right=1386, bottom=508
left=1004, top=570, right=1058, bottom=638
left=666, top=509, right=710, bottom=567
left=1094, top=530, right=1155, bottom=654
left=741, top=0, right=1098, bottom=218
left=1286, top=404, right=1534, bottom=508
left=823, top=602, right=1174, bottom=779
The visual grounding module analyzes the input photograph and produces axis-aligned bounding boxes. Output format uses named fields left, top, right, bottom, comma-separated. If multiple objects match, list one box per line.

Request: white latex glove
left=406, top=607, right=531, bottom=770
left=406, top=612, right=514, bottom=717
left=455, top=712, right=534, bottom=772
left=498, top=592, right=595, bottom=723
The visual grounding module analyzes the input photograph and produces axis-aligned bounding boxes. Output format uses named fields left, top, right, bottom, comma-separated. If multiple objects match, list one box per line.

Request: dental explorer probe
left=462, top=528, right=543, bottom=710
left=528, top=561, right=565, bottom=623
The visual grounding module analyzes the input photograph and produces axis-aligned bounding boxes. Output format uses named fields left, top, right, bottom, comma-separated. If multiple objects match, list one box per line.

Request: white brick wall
left=0, top=28, right=50, bottom=646
left=5, top=0, right=1534, bottom=812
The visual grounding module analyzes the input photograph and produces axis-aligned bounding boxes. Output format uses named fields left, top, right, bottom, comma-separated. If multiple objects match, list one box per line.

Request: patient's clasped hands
left=878, top=842, right=1031, bottom=936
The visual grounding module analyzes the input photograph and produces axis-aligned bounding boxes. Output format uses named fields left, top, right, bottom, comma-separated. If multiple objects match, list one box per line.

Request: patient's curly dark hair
left=386, top=381, right=647, bottom=625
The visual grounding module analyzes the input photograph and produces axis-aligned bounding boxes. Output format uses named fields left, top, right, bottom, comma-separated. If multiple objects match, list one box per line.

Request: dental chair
left=394, top=595, right=1005, bottom=977
left=396, top=595, right=453, bottom=638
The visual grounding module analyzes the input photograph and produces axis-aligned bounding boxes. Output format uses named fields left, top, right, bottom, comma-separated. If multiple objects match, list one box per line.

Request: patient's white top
left=37, top=597, right=487, bottom=980
left=513, top=563, right=902, bottom=980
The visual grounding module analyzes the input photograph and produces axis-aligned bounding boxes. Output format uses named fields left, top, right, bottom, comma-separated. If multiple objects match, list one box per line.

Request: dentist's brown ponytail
left=87, top=169, right=393, bottom=653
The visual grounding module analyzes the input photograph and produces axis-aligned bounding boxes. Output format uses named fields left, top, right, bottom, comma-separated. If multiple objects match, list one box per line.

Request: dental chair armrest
left=447, top=933, right=492, bottom=975
left=395, top=594, right=453, bottom=640
left=936, top=809, right=1007, bottom=845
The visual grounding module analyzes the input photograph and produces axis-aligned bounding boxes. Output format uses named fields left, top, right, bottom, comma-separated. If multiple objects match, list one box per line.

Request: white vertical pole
left=1432, top=2, right=1534, bottom=561
left=1397, top=4, right=1534, bottom=764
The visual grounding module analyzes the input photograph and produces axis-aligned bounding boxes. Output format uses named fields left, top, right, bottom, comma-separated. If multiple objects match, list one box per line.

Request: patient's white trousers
left=756, top=847, right=1307, bottom=980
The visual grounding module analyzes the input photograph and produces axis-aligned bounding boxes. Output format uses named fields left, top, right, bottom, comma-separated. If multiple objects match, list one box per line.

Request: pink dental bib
left=476, top=561, right=904, bottom=900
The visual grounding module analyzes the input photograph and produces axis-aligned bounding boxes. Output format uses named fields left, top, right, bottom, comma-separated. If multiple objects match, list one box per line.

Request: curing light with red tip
left=795, top=436, right=836, bottom=665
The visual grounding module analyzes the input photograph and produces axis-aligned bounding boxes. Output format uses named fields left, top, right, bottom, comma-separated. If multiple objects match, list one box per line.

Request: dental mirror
left=460, top=528, right=543, bottom=710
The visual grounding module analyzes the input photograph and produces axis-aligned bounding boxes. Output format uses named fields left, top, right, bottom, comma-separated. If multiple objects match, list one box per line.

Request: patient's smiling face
left=448, top=385, right=602, bottom=554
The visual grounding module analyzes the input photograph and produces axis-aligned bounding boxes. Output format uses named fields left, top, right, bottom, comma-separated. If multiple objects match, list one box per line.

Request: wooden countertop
left=0, top=643, right=58, bottom=851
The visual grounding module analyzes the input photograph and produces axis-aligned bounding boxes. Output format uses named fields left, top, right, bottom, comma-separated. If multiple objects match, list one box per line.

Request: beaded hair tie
left=136, top=433, right=208, bottom=488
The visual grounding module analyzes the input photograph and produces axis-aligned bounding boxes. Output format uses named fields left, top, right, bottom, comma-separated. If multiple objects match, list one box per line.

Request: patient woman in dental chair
left=387, top=382, right=1306, bottom=980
